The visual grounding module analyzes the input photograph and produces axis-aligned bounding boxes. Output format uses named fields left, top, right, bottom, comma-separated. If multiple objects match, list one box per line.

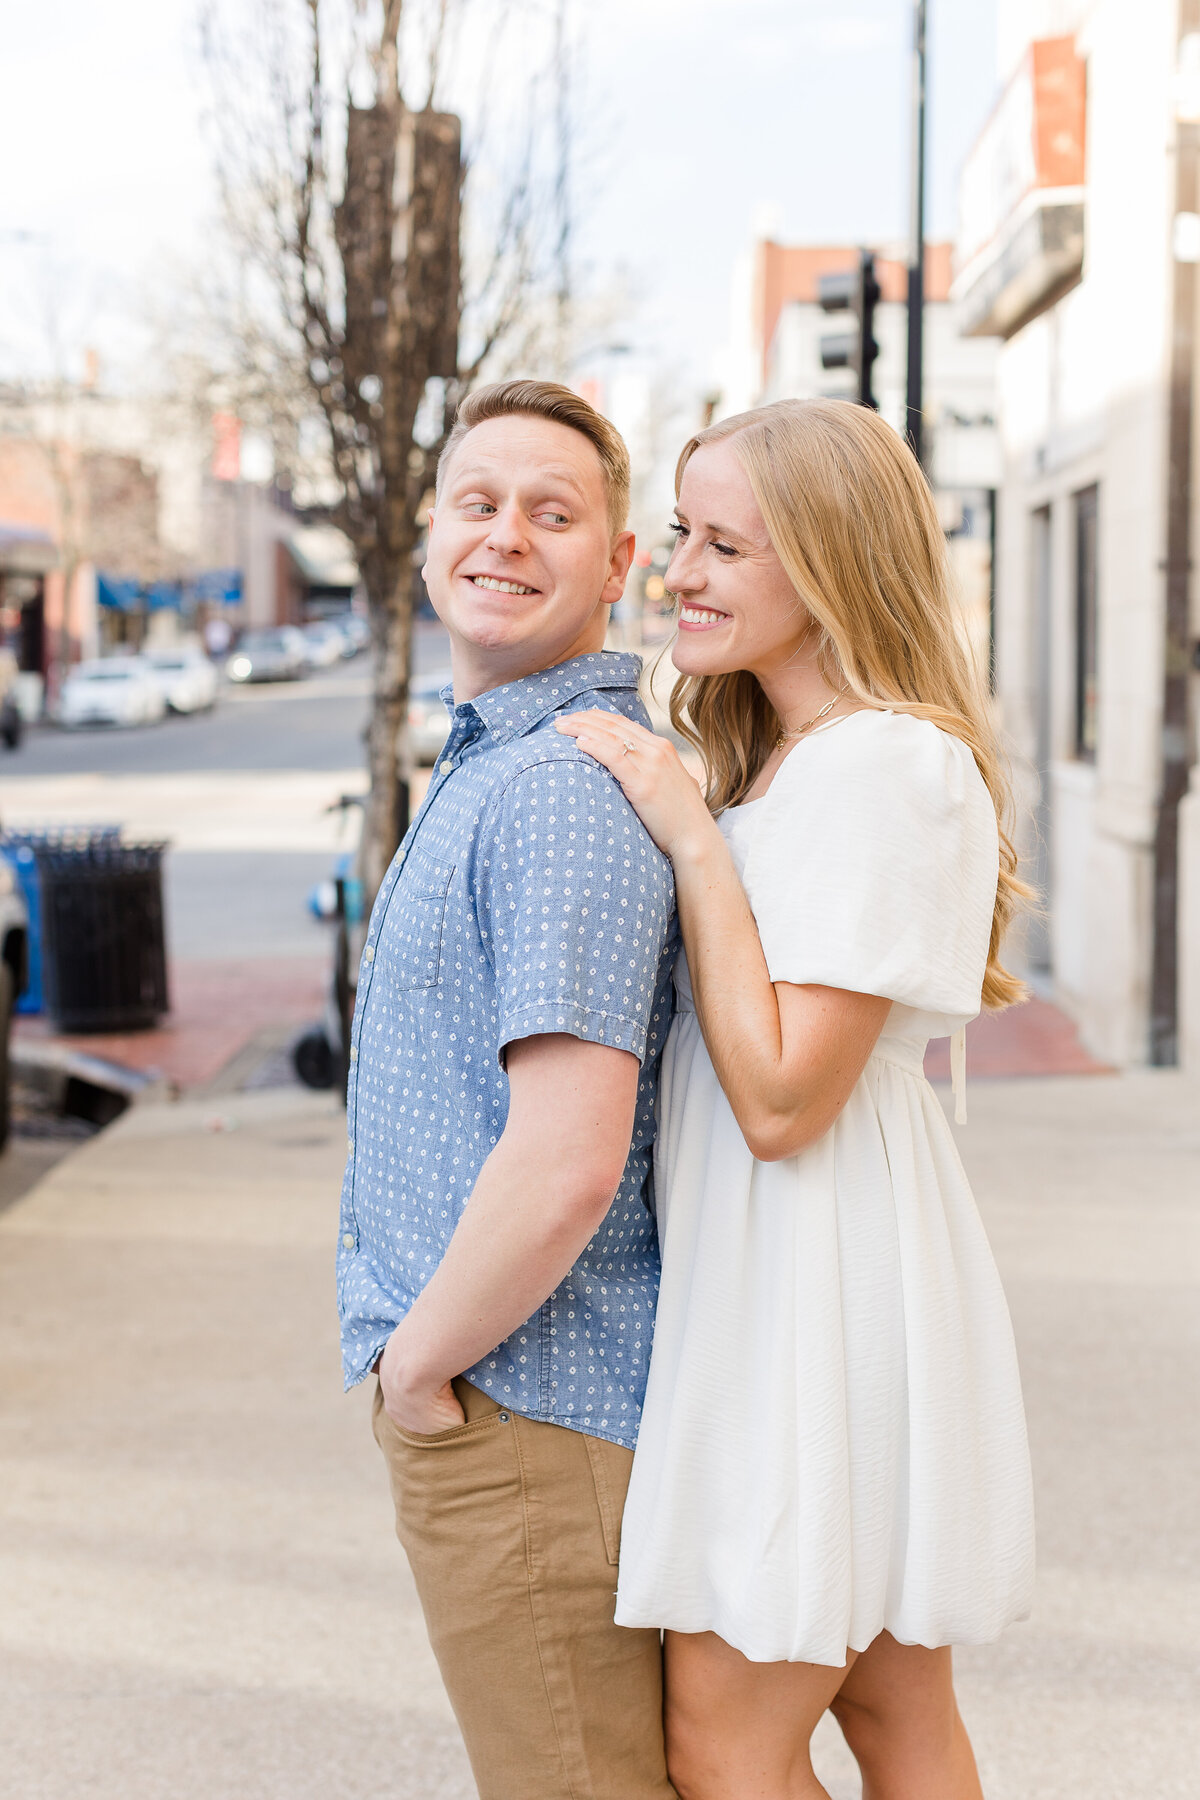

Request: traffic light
left=817, top=249, right=881, bottom=410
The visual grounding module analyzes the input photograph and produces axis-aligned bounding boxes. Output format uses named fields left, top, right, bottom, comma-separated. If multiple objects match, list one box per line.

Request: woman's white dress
left=615, top=709, right=1035, bottom=1666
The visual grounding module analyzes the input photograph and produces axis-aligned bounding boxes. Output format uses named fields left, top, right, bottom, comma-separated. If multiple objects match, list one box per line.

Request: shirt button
left=342, top=1233, right=355, bottom=1249
left=349, top=1045, right=357, bottom=1062
left=347, top=1137, right=355, bottom=1153
left=439, top=759, right=454, bottom=774
left=363, top=945, right=375, bottom=962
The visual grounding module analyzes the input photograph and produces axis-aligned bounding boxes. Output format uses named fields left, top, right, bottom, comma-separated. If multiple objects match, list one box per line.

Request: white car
left=58, top=658, right=167, bottom=729
left=145, top=648, right=219, bottom=714
left=227, top=627, right=309, bottom=683
left=337, top=613, right=370, bottom=656
left=408, top=668, right=453, bottom=763
left=301, top=621, right=346, bottom=669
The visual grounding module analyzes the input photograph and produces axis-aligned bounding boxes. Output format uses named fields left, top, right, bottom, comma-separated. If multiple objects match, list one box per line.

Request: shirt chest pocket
left=383, top=855, right=455, bottom=990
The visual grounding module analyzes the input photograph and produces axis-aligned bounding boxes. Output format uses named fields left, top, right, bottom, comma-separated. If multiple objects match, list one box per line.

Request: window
left=1073, top=484, right=1099, bottom=762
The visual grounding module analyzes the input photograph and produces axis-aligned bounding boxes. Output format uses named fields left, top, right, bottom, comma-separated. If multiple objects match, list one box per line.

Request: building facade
left=955, top=2, right=1200, bottom=1066
left=717, top=238, right=1001, bottom=709
left=0, top=379, right=358, bottom=700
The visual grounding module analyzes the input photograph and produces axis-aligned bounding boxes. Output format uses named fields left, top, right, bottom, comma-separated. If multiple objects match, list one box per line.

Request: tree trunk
left=361, top=533, right=418, bottom=903
left=57, top=557, right=77, bottom=693
left=336, top=102, right=462, bottom=904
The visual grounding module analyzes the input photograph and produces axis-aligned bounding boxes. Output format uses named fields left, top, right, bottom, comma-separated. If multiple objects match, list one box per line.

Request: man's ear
left=601, top=529, right=636, bottom=607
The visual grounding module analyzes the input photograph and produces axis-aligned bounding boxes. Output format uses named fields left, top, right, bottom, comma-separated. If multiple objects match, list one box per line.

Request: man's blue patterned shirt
left=336, top=652, right=677, bottom=1448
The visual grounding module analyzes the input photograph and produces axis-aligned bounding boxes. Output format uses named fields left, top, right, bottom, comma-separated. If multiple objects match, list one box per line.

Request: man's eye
left=463, top=502, right=496, bottom=516
left=535, top=510, right=570, bottom=526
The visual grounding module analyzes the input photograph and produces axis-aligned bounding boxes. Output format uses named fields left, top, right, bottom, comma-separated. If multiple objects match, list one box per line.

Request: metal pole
left=906, top=0, right=928, bottom=467
left=1150, top=0, right=1200, bottom=1065
left=553, top=0, right=571, bottom=380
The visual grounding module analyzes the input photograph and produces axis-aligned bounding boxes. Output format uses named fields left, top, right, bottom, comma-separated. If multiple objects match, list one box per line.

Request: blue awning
left=187, top=568, right=243, bottom=605
left=146, top=581, right=183, bottom=610
left=97, top=573, right=141, bottom=611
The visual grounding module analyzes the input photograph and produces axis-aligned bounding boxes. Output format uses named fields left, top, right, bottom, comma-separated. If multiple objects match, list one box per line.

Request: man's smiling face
left=424, top=413, right=634, bottom=701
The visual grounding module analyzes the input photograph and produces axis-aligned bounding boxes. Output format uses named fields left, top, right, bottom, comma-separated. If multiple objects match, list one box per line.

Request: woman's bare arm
left=556, top=712, right=890, bottom=1159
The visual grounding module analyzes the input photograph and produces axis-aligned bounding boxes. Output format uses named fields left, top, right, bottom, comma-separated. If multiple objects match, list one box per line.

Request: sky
left=0, top=0, right=997, bottom=396
left=570, top=0, right=998, bottom=375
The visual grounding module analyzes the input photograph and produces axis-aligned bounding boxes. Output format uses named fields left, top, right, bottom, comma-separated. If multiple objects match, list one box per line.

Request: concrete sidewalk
left=814, top=1070, right=1200, bottom=1799
left=0, top=1089, right=474, bottom=1800
left=0, top=1074, right=1197, bottom=1798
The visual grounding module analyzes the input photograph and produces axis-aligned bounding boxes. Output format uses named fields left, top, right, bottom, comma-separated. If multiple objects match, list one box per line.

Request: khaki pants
left=372, top=1378, right=676, bottom=1800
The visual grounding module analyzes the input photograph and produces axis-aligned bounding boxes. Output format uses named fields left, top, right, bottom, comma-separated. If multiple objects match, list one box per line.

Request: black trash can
left=36, top=841, right=170, bottom=1032
left=0, top=826, right=122, bottom=1015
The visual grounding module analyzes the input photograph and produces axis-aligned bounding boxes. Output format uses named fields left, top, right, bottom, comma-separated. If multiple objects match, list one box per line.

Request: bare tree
left=201, top=0, right=573, bottom=899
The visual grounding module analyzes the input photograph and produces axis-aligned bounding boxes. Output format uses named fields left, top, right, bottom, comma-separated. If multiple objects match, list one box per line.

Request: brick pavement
left=12, top=957, right=1107, bottom=1096
left=13, top=957, right=329, bottom=1092
left=923, top=994, right=1112, bottom=1081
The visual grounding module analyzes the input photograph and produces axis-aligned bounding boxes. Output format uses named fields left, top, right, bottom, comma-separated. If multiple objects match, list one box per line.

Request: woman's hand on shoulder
left=555, top=710, right=715, bottom=861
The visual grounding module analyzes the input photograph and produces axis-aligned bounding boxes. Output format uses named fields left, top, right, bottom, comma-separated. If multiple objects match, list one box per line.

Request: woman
left=556, top=398, right=1034, bottom=1800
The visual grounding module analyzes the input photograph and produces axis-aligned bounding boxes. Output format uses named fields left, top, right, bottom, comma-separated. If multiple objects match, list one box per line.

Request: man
left=336, top=380, right=678, bottom=1799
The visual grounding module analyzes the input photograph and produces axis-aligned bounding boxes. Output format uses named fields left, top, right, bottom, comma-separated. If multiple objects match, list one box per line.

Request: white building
left=955, top=3, right=1200, bottom=1067
left=759, top=244, right=999, bottom=491
left=718, top=239, right=1002, bottom=708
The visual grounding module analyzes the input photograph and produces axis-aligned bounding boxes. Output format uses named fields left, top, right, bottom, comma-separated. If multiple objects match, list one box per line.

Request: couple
left=336, top=380, right=1035, bottom=1800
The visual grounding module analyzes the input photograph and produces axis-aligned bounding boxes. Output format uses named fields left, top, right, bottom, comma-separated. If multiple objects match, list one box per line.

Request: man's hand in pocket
left=379, top=1329, right=467, bottom=1434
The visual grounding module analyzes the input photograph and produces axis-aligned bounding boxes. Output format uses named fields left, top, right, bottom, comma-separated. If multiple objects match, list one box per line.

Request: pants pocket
left=371, top=1377, right=508, bottom=1451
left=583, top=1433, right=625, bottom=1567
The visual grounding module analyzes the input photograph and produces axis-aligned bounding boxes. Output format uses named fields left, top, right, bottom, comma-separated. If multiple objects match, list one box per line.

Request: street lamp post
left=906, top=0, right=928, bottom=468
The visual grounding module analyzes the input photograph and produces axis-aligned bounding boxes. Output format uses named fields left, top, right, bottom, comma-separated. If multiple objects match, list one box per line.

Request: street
left=8, top=668, right=371, bottom=780
left=2, top=629, right=450, bottom=965
left=4, top=658, right=368, bottom=967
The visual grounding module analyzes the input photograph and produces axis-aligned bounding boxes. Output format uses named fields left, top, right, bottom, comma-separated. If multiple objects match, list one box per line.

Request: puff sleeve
left=740, top=711, right=999, bottom=1022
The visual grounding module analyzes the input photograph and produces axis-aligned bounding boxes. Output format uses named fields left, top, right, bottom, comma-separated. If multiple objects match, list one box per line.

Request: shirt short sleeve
left=741, top=711, right=999, bottom=1019
left=475, top=751, right=675, bottom=1062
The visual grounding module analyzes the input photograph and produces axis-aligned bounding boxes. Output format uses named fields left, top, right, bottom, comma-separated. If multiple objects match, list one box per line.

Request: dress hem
left=613, top=1604, right=1034, bottom=1667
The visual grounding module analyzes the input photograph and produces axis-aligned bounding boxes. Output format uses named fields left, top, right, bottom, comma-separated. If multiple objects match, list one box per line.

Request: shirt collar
left=444, top=651, right=644, bottom=746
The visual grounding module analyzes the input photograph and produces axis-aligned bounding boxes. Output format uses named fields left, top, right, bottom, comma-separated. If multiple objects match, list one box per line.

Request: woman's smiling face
left=667, top=439, right=812, bottom=680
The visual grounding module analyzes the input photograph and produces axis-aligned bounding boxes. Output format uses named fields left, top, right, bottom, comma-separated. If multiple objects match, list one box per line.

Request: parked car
left=226, top=628, right=309, bottom=684
left=0, top=850, right=29, bottom=1150
left=145, top=647, right=219, bottom=714
left=301, top=620, right=346, bottom=669
left=337, top=613, right=370, bottom=657
left=0, top=649, right=22, bottom=749
left=408, top=668, right=453, bottom=763
left=58, top=658, right=167, bottom=728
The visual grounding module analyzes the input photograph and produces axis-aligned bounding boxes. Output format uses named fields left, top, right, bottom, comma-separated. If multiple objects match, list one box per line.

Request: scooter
left=292, top=795, right=365, bottom=1093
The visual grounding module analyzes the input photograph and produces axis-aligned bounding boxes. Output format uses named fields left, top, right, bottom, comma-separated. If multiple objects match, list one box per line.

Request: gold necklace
left=775, top=690, right=846, bottom=751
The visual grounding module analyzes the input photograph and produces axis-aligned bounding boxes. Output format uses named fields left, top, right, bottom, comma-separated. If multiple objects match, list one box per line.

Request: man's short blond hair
left=436, top=380, right=631, bottom=536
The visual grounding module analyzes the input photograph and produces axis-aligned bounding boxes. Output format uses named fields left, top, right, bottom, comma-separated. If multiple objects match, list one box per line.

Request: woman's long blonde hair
left=668, top=397, right=1027, bottom=1011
